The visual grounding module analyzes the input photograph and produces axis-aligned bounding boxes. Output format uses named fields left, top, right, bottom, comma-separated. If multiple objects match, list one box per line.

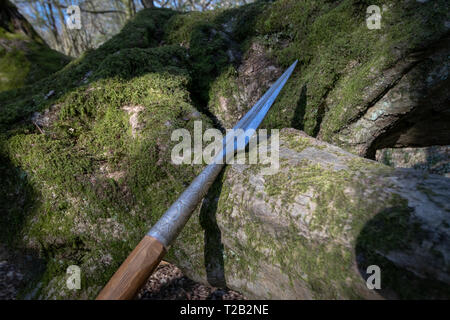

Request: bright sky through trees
left=12, top=0, right=255, bottom=56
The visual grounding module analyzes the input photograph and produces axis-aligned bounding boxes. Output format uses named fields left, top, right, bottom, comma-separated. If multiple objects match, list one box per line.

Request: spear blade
left=149, top=60, right=297, bottom=247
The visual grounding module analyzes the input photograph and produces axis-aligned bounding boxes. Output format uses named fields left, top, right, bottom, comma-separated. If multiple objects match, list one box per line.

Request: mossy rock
left=169, top=129, right=450, bottom=299
left=0, top=1, right=70, bottom=92
left=203, top=0, right=450, bottom=156
left=0, top=8, right=216, bottom=299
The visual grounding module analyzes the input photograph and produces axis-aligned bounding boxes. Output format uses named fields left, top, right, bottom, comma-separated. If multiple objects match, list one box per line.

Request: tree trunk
left=141, top=0, right=154, bottom=8
left=55, top=4, right=74, bottom=56
left=168, top=128, right=450, bottom=299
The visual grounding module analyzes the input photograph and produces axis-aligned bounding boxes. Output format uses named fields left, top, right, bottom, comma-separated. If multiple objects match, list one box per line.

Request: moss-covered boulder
left=0, top=8, right=215, bottom=299
left=169, top=129, right=450, bottom=299
left=197, top=0, right=450, bottom=157
left=0, top=0, right=70, bottom=92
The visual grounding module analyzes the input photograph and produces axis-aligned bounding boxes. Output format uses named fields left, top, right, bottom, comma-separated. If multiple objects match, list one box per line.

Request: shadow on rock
left=355, top=205, right=450, bottom=299
left=291, top=84, right=307, bottom=131
left=199, top=168, right=227, bottom=288
left=0, top=154, right=46, bottom=299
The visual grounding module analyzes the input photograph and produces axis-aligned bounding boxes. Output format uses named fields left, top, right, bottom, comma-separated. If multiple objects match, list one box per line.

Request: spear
left=96, top=60, right=298, bottom=300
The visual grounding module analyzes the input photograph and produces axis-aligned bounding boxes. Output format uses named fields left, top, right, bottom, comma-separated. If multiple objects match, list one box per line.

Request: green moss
left=164, top=11, right=218, bottom=45
left=0, top=26, right=70, bottom=93
left=282, top=131, right=316, bottom=153
left=0, top=54, right=213, bottom=298
left=216, top=132, right=430, bottom=297
left=204, top=147, right=367, bottom=297
left=1, top=2, right=448, bottom=299
left=217, top=161, right=367, bottom=298
left=172, top=19, right=231, bottom=107
left=24, top=43, right=71, bottom=85
left=0, top=8, right=177, bottom=129
left=380, top=148, right=393, bottom=166
left=225, top=0, right=449, bottom=142
left=207, top=65, right=240, bottom=125
left=0, top=27, right=29, bottom=41
left=0, top=48, right=30, bottom=91
left=209, top=133, right=448, bottom=298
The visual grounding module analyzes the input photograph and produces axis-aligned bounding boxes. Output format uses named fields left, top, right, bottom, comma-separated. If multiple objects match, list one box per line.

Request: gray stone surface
left=169, top=129, right=450, bottom=299
left=376, top=145, right=450, bottom=177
